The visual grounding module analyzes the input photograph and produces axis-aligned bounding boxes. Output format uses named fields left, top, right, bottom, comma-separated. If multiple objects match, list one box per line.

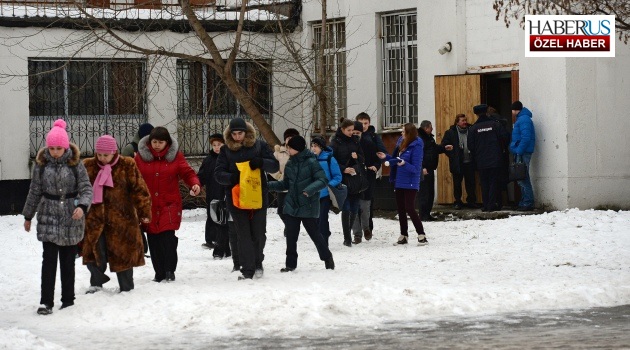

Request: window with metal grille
left=381, top=11, right=417, bottom=128
left=176, top=60, right=272, bottom=156
left=313, top=19, right=346, bottom=131
left=28, top=59, right=147, bottom=157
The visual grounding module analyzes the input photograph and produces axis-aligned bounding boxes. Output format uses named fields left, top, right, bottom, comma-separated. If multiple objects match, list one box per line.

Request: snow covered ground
left=0, top=208, right=628, bottom=349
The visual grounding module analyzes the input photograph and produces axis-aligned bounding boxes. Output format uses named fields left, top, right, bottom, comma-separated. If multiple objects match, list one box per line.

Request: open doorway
left=484, top=72, right=518, bottom=207
left=434, top=71, right=520, bottom=207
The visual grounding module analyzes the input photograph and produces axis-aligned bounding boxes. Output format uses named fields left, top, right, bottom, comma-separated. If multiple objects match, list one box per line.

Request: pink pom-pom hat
left=45, top=119, right=70, bottom=149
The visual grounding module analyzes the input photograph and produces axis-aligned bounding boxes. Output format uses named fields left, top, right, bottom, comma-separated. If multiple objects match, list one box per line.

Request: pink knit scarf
left=92, top=155, right=119, bottom=204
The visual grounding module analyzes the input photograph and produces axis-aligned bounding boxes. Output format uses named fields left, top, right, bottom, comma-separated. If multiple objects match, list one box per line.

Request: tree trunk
left=222, top=74, right=280, bottom=146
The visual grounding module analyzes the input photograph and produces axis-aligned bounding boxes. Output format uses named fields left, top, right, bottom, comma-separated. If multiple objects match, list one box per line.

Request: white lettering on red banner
left=525, top=15, right=615, bottom=57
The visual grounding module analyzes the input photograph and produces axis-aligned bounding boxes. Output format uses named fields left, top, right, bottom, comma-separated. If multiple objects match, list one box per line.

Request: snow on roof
left=0, top=4, right=287, bottom=21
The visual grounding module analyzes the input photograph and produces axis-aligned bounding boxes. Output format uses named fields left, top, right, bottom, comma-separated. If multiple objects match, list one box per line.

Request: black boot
left=165, top=271, right=175, bottom=282
left=341, top=211, right=352, bottom=247
left=325, top=255, right=335, bottom=270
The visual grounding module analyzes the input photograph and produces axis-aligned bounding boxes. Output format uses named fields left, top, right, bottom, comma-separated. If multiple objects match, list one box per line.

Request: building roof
left=0, top=0, right=300, bottom=33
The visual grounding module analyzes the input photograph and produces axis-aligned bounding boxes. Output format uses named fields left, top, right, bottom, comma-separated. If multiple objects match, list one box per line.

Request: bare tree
left=493, top=0, right=630, bottom=44
left=72, top=0, right=283, bottom=145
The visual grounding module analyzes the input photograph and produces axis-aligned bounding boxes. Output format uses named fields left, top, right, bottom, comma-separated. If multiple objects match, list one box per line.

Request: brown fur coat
left=82, top=155, right=152, bottom=272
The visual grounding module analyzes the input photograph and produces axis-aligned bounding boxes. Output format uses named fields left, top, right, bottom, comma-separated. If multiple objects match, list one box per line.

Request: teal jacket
left=269, top=149, right=328, bottom=218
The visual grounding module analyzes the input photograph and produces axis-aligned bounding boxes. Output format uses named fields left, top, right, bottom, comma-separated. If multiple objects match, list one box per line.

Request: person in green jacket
left=121, top=123, right=154, bottom=157
left=268, top=136, right=335, bottom=272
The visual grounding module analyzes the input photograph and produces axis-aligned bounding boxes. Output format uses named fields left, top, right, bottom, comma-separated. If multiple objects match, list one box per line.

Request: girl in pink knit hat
left=22, top=119, right=93, bottom=315
left=82, top=135, right=152, bottom=293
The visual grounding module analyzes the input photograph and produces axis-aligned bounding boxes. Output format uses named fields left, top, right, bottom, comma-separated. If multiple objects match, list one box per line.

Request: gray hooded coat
left=22, top=144, right=93, bottom=246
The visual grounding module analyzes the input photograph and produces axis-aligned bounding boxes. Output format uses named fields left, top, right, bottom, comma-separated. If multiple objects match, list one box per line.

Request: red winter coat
left=135, top=136, right=200, bottom=234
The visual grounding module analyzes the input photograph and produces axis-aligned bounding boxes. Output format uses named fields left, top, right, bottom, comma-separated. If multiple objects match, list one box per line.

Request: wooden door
left=434, top=74, right=482, bottom=204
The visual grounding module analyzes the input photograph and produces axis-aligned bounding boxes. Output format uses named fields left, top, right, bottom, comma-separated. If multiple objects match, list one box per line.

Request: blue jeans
left=517, top=153, right=534, bottom=207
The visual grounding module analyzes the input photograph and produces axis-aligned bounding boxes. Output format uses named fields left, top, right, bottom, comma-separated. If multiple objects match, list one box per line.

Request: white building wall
left=0, top=26, right=298, bottom=180
left=418, top=0, right=630, bottom=209
left=300, top=0, right=417, bottom=132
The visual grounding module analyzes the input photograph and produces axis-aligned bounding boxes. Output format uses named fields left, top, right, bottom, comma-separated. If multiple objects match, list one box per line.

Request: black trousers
left=284, top=216, right=332, bottom=269
left=479, top=167, right=500, bottom=211
left=418, top=171, right=435, bottom=219
left=211, top=221, right=231, bottom=257
left=86, top=234, right=134, bottom=292
left=452, top=162, right=477, bottom=204
left=231, top=208, right=267, bottom=277
left=147, top=230, right=178, bottom=281
left=277, top=192, right=289, bottom=236
left=205, top=205, right=218, bottom=245
left=41, top=242, right=77, bottom=307
left=228, top=221, right=240, bottom=268
left=318, top=196, right=332, bottom=246
left=395, top=189, right=425, bottom=236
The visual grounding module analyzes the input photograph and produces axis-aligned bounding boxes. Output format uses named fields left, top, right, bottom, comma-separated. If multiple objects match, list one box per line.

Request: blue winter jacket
left=385, top=136, right=424, bottom=190
left=510, top=107, right=535, bottom=155
left=316, top=148, right=343, bottom=199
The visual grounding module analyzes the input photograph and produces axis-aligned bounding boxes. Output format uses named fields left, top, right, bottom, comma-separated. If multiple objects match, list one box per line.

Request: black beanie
left=353, top=121, right=364, bottom=132
left=209, top=133, right=224, bottom=144
left=311, top=137, right=327, bottom=150
left=287, top=135, right=306, bottom=152
left=229, top=118, right=247, bottom=132
left=283, top=128, right=300, bottom=142
left=511, top=101, right=523, bottom=111
left=473, top=104, right=488, bottom=115
left=138, top=123, right=154, bottom=139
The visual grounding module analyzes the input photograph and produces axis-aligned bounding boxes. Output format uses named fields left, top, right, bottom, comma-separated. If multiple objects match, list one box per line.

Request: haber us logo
left=525, top=15, right=615, bottom=57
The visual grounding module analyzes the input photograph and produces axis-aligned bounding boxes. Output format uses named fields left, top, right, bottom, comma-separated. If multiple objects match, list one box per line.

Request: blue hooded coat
left=385, top=136, right=424, bottom=191
left=316, top=147, right=343, bottom=199
left=510, top=107, right=535, bottom=155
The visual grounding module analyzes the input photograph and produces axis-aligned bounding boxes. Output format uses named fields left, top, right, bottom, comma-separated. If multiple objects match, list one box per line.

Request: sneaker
left=213, top=255, right=223, bottom=260
left=364, top=229, right=372, bottom=241
left=201, top=242, right=215, bottom=249
left=352, top=236, right=362, bottom=244
left=37, top=304, right=53, bottom=315
left=85, top=286, right=102, bottom=294
left=343, top=240, right=352, bottom=247
left=165, top=271, right=176, bottom=282
left=231, top=265, right=240, bottom=273
left=516, top=206, right=534, bottom=211
left=60, top=302, right=74, bottom=310
left=394, top=235, right=408, bottom=245
left=238, top=274, right=253, bottom=280
left=325, top=256, right=335, bottom=270
left=280, top=267, right=295, bottom=273
left=418, top=234, right=428, bottom=246
left=454, top=202, right=463, bottom=210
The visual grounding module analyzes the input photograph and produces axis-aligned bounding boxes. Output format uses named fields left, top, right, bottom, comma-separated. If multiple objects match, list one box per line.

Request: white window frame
left=381, top=11, right=417, bottom=128
left=312, top=19, right=346, bottom=131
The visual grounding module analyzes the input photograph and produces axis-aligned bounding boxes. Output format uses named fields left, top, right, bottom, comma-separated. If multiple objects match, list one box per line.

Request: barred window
left=381, top=11, right=417, bottom=128
left=176, top=60, right=272, bottom=156
left=313, top=19, right=346, bottom=131
left=28, top=59, right=147, bottom=157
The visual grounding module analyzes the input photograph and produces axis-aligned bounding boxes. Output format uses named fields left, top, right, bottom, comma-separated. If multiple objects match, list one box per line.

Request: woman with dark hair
left=377, top=123, right=428, bottom=246
left=329, top=119, right=364, bottom=247
left=135, top=126, right=201, bottom=282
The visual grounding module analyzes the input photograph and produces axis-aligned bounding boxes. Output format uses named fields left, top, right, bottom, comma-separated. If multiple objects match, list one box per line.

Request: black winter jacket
left=329, top=129, right=365, bottom=172
left=198, top=151, right=225, bottom=202
left=418, top=128, right=445, bottom=171
left=214, top=122, right=280, bottom=209
left=441, top=125, right=471, bottom=174
left=467, top=115, right=509, bottom=170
